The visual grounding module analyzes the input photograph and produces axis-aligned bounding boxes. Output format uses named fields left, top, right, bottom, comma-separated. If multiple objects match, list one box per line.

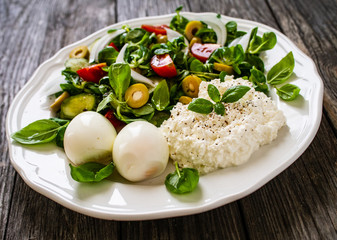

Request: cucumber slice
left=65, top=58, right=89, bottom=72
left=60, top=93, right=96, bottom=119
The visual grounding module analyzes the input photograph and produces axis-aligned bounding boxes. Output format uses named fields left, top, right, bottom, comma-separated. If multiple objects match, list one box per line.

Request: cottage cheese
left=160, top=76, right=286, bottom=174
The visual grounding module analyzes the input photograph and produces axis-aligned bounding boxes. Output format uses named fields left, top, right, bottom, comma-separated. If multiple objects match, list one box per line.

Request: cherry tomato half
left=190, top=43, right=221, bottom=63
left=141, top=24, right=169, bottom=35
left=108, top=42, right=119, bottom=51
left=76, top=63, right=107, bottom=83
left=150, top=54, right=177, bottom=78
left=104, top=109, right=126, bottom=132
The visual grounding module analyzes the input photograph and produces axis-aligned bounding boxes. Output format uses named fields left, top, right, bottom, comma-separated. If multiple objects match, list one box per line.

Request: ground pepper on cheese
left=160, top=76, right=286, bottom=175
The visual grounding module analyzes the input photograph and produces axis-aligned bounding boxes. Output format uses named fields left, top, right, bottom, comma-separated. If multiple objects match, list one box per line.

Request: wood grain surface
left=0, top=0, right=336, bottom=239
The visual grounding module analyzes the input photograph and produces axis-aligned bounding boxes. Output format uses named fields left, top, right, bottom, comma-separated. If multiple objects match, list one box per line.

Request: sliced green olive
left=189, top=37, right=202, bottom=49
left=213, top=62, right=234, bottom=75
left=184, top=21, right=203, bottom=41
left=157, top=34, right=168, bottom=43
left=182, top=75, right=202, bottom=98
left=125, top=83, right=149, bottom=108
left=179, top=96, right=193, bottom=105
left=50, top=91, right=70, bottom=111
left=69, top=46, right=89, bottom=59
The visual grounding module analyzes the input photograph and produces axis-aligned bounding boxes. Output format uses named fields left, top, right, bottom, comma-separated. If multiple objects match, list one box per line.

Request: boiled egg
left=113, top=121, right=169, bottom=182
left=64, top=111, right=117, bottom=166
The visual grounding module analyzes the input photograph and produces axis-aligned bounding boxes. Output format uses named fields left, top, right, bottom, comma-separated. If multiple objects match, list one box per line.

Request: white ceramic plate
left=6, top=12, right=323, bottom=220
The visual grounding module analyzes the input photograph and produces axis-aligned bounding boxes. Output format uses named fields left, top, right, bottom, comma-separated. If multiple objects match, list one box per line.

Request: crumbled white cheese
left=160, top=76, right=286, bottom=174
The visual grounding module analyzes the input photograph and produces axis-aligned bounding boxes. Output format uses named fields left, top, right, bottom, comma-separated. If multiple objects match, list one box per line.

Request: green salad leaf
left=170, top=6, right=189, bottom=35
left=248, top=27, right=277, bottom=54
left=225, top=21, right=247, bottom=46
left=188, top=98, right=214, bottom=114
left=70, top=162, right=114, bottom=183
left=221, top=85, right=251, bottom=103
left=276, top=83, right=301, bottom=101
left=109, top=63, right=131, bottom=101
left=249, top=66, right=268, bottom=93
left=11, top=119, right=69, bottom=145
left=165, top=162, right=199, bottom=194
left=267, top=51, right=295, bottom=85
left=151, top=80, right=170, bottom=111
left=98, top=46, right=119, bottom=66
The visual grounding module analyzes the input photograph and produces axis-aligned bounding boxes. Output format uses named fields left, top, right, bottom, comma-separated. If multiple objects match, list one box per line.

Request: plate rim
left=6, top=12, right=324, bottom=220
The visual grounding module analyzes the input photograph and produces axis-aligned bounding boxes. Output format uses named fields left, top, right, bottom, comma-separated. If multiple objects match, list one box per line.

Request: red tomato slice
left=108, top=42, right=119, bottom=51
left=150, top=54, right=177, bottom=78
left=190, top=43, right=221, bottom=63
left=141, top=24, right=169, bottom=35
left=76, top=63, right=107, bottom=83
left=104, top=109, right=126, bottom=132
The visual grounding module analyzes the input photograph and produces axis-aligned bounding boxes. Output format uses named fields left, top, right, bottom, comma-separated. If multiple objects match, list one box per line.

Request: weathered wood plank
left=240, top=114, right=337, bottom=239
left=266, top=0, right=337, bottom=133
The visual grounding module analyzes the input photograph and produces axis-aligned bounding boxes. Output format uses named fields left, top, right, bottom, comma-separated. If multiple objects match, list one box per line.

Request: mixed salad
left=11, top=7, right=299, bottom=194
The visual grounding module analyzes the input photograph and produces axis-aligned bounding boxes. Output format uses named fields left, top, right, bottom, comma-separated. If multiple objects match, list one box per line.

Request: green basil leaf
left=190, top=59, right=205, bottom=72
left=55, top=125, right=67, bottom=148
left=219, top=71, right=227, bottom=82
left=165, top=163, right=199, bottom=194
left=151, top=80, right=170, bottom=111
left=267, top=52, right=295, bottom=85
left=248, top=27, right=277, bottom=54
left=148, top=111, right=171, bottom=127
left=276, top=84, right=301, bottom=101
left=249, top=66, right=269, bottom=93
left=207, top=84, right=221, bottom=102
left=130, top=103, right=155, bottom=116
left=188, top=98, right=214, bottom=114
left=214, top=102, right=226, bottom=115
left=49, top=118, right=69, bottom=126
left=221, top=85, right=251, bottom=103
left=109, top=63, right=131, bottom=101
left=97, top=92, right=114, bottom=112
left=69, top=162, right=114, bottom=183
left=98, top=46, right=119, bottom=66
left=207, top=45, right=245, bottom=74
left=11, top=119, right=61, bottom=145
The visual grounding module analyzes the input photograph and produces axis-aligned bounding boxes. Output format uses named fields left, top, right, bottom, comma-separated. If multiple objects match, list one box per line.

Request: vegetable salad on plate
left=11, top=6, right=299, bottom=194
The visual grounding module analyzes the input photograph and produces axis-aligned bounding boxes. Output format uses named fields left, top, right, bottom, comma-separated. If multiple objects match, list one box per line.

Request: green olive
left=182, top=75, right=202, bottom=98
left=179, top=96, right=193, bottom=105
left=157, top=34, right=168, bottom=43
left=189, top=37, right=202, bottom=49
left=69, top=46, right=89, bottom=59
left=50, top=91, right=70, bottom=111
left=184, top=21, right=203, bottom=41
left=125, top=83, right=149, bottom=108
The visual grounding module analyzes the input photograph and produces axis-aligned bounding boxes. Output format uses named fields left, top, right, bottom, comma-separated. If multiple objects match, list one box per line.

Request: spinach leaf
left=98, top=46, right=119, bottom=66
left=148, top=111, right=171, bottom=127
left=225, top=21, right=247, bottom=46
left=97, top=92, right=114, bottom=112
left=267, top=51, right=295, bottom=85
left=276, top=84, right=300, bottom=101
left=207, top=84, right=221, bottom=102
left=188, top=98, right=214, bottom=114
left=170, top=6, right=189, bottom=35
left=214, top=102, right=226, bottom=115
left=195, top=28, right=217, bottom=43
left=69, top=162, right=114, bottom=183
left=130, top=103, right=155, bottom=116
left=247, top=27, right=277, bottom=54
left=109, top=63, right=131, bottom=101
left=221, top=85, right=251, bottom=103
left=207, top=45, right=245, bottom=74
left=219, top=71, right=227, bottom=82
left=165, top=162, right=199, bottom=194
left=151, top=80, right=170, bottom=111
left=249, top=66, right=269, bottom=93
left=11, top=119, right=64, bottom=145
left=124, top=44, right=151, bottom=69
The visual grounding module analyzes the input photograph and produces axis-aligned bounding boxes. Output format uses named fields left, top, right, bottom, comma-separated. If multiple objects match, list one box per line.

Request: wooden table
left=1, top=0, right=336, bottom=239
